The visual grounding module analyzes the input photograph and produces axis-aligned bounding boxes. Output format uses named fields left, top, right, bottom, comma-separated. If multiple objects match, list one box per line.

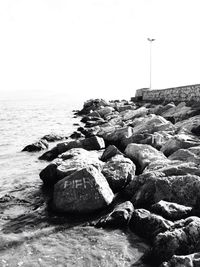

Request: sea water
left=0, top=94, right=149, bottom=267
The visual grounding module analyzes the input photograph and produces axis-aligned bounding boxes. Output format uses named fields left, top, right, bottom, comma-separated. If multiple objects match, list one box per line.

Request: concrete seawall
left=135, top=84, right=200, bottom=103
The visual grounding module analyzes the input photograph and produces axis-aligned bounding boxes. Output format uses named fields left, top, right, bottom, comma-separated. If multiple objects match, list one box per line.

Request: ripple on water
left=0, top=227, right=150, bottom=267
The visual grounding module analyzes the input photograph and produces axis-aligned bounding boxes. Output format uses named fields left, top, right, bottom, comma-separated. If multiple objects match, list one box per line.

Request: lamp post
left=147, top=38, right=155, bottom=90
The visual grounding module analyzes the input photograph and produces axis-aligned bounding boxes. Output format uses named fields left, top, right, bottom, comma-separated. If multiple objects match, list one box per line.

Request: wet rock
left=161, top=133, right=200, bottom=156
left=77, top=126, right=98, bottom=138
left=120, top=107, right=148, bottom=121
left=151, top=216, right=200, bottom=264
left=129, top=209, right=173, bottom=241
left=125, top=143, right=167, bottom=172
left=151, top=200, right=193, bottom=221
left=39, top=136, right=105, bottom=161
left=125, top=171, right=200, bottom=208
left=96, top=201, right=134, bottom=228
left=160, top=252, right=200, bottom=267
left=100, top=145, right=123, bottom=161
left=39, top=148, right=104, bottom=186
left=102, top=154, right=136, bottom=193
left=22, top=139, right=48, bottom=152
left=53, top=166, right=114, bottom=213
left=70, top=131, right=84, bottom=139
left=81, top=116, right=105, bottom=124
left=41, top=134, right=66, bottom=142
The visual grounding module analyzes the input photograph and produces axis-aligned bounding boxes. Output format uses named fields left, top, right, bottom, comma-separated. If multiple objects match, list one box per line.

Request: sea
left=0, top=93, right=149, bottom=267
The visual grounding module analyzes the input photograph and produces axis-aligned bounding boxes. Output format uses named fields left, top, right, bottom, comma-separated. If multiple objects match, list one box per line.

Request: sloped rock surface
left=53, top=166, right=114, bottom=213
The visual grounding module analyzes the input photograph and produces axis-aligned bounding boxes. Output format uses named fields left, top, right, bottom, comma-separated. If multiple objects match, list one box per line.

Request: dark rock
left=53, top=166, right=114, bottom=213
left=151, top=200, right=193, bottom=221
left=70, top=131, right=84, bottom=139
left=100, top=145, right=123, bottom=161
left=129, top=209, right=173, bottom=241
left=151, top=216, right=200, bottom=264
left=125, top=171, right=200, bottom=208
left=41, top=134, right=66, bottom=142
left=22, top=139, right=48, bottom=152
left=102, top=154, right=136, bottom=193
left=160, top=253, right=200, bottom=267
left=96, top=201, right=134, bottom=228
left=79, top=98, right=110, bottom=115
left=39, top=148, right=104, bottom=186
left=39, top=136, right=105, bottom=161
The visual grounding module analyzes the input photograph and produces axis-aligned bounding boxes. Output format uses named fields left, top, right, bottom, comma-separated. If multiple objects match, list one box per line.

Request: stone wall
left=135, top=84, right=200, bottom=103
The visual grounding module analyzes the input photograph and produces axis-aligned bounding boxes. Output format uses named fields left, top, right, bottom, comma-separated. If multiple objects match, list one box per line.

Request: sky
left=1, top=0, right=200, bottom=101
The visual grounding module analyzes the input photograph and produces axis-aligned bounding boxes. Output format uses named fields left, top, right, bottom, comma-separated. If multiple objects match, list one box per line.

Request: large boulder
left=41, top=134, right=66, bottom=142
left=53, top=166, right=114, bottom=213
left=100, top=145, right=123, bottom=162
left=96, top=106, right=114, bottom=118
left=96, top=201, right=134, bottom=228
left=175, top=115, right=200, bottom=134
left=169, top=146, right=200, bottom=164
left=160, top=253, right=200, bottom=267
left=151, top=216, right=200, bottom=264
left=102, top=154, right=136, bottom=193
left=125, top=143, right=167, bottom=172
left=161, top=133, right=200, bottom=156
left=122, top=115, right=175, bottom=148
left=22, top=139, right=48, bottom=152
left=39, top=136, right=105, bottom=161
left=129, top=209, right=173, bottom=241
left=79, top=98, right=110, bottom=115
left=120, top=107, right=148, bottom=121
left=98, top=126, right=133, bottom=144
left=40, top=148, right=104, bottom=186
left=161, top=102, right=198, bottom=123
left=125, top=171, right=200, bottom=208
left=150, top=200, right=193, bottom=221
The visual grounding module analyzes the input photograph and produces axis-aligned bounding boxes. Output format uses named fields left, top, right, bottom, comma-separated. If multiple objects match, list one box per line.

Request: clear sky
left=1, top=0, right=200, bottom=101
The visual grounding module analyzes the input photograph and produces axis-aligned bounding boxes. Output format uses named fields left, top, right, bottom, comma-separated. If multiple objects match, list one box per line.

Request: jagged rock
left=77, top=126, right=98, bottom=138
left=125, top=171, right=200, bottom=208
left=102, top=154, right=136, bottom=193
left=70, top=131, right=84, bottom=139
left=161, top=133, right=200, bottom=156
left=96, top=106, right=114, bottom=118
left=122, top=131, right=172, bottom=150
left=161, top=102, right=197, bottom=123
left=39, top=136, right=105, bottom=161
left=125, top=143, right=167, bottom=172
left=100, top=145, right=123, bottom=161
left=160, top=253, right=200, bottom=267
left=129, top=209, right=173, bottom=241
left=122, top=115, right=175, bottom=148
left=175, top=115, right=200, bottom=133
left=79, top=98, right=110, bottom=115
left=99, top=126, right=133, bottom=144
left=22, top=139, right=48, bottom=152
left=150, top=103, right=175, bottom=116
left=169, top=148, right=200, bottom=164
left=151, top=216, right=200, bottom=264
left=39, top=148, right=104, bottom=186
left=96, top=201, right=134, bottom=228
left=120, top=107, right=148, bottom=121
left=53, top=166, right=114, bottom=213
left=151, top=200, right=193, bottom=221
left=41, top=134, right=66, bottom=142
left=116, top=104, right=135, bottom=112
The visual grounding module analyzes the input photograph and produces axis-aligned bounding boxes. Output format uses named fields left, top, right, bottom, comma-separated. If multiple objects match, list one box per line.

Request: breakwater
left=135, top=84, right=200, bottom=103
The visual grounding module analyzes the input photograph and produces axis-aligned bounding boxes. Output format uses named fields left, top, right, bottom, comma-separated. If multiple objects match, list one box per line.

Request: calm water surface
left=0, top=95, right=149, bottom=267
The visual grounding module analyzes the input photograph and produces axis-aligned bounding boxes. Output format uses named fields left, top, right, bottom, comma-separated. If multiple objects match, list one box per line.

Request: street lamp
left=147, top=38, right=156, bottom=90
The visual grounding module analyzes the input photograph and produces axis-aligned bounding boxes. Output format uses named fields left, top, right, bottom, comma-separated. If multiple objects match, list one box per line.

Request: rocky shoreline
left=24, top=98, right=200, bottom=266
